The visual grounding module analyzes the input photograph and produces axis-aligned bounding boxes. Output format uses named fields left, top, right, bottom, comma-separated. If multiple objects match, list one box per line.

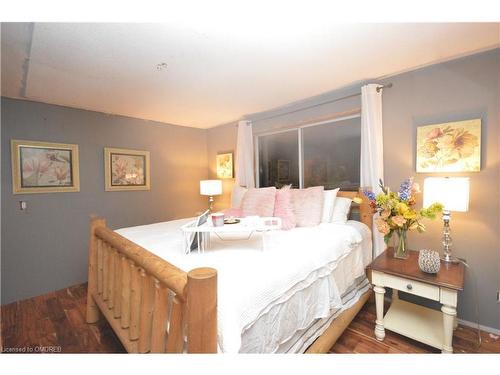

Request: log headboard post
left=358, top=188, right=373, bottom=232
left=86, top=216, right=106, bottom=323
left=336, top=188, right=373, bottom=232
left=187, top=267, right=218, bottom=353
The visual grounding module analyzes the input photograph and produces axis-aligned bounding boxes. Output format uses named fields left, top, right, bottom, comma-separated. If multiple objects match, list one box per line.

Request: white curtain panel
left=235, top=120, right=256, bottom=188
left=360, top=84, right=386, bottom=257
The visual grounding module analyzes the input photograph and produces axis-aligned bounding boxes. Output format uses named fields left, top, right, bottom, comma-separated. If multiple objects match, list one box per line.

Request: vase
left=418, top=249, right=441, bottom=273
left=392, top=229, right=409, bottom=259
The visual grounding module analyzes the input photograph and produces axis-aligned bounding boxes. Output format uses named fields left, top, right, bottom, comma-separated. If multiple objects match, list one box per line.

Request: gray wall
left=380, top=49, right=499, bottom=330
left=206, top=122, right=238, bottom=211
left=1, top=98, right=208, bottom=304
left=206, top=49, right=499, bottom=329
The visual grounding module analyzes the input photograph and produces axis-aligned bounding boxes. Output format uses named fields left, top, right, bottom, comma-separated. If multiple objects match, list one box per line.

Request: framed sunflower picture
left=416, top=119, right=481, bottom=173
left=216, top=152, right=234, bottom=179
left=104, top=147, right=150, bottom=191
left=11, top=139, right=80, bottom=194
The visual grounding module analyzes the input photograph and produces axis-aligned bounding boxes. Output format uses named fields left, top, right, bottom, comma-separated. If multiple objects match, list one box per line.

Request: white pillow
left=330, top=197, right=352, bottom=224
left=231, top=185, right=248, bottom=208
left=321, top=188, right=340, bottom=223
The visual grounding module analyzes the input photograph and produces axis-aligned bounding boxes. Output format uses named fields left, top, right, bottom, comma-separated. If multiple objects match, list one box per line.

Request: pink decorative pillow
left=241, top=187, right=276, bottom=217
left=291, top=186, right=324, bottom=227
left=221, top=208, right=243, bottom=217
left=273, top=185, right=296, bottom=230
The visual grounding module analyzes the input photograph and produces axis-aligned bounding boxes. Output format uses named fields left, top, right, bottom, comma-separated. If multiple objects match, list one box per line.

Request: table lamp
left=200, top=180, right=222, bottom=212
left=423, top=177, right=470, bottom=263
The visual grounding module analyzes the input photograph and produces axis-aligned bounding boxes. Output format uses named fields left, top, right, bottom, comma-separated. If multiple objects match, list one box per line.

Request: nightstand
left=368, top=248, right=465, bottom=353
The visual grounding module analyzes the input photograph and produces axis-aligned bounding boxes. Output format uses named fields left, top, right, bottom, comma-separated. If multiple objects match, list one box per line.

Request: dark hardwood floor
left=1, top=283, right=498, bottom=354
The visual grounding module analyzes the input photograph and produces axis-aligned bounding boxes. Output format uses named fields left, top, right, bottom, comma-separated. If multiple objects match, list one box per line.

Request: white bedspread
left=116, top=219, right=371, bottom=353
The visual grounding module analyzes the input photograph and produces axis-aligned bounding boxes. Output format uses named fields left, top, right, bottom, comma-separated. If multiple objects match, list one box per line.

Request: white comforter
left=116, top=219, right=371, bottom=353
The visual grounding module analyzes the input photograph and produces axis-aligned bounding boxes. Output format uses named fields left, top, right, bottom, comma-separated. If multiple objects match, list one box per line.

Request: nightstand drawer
left=382, top=273, right=440, bottom=301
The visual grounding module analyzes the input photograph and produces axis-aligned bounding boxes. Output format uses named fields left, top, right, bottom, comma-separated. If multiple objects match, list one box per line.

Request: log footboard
left=86, top=217, right=217, bottom=353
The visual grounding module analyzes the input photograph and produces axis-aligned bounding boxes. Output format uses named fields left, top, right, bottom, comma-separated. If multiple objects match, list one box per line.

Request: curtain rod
left=244, top=83, right=392, bottom=123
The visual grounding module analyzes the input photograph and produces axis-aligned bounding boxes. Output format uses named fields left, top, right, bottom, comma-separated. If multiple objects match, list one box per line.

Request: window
left=257, top=129, right=300, bottom=188
left=256, top=115, right=361, bottom=190
left=302, top=117, right=360, bottom=190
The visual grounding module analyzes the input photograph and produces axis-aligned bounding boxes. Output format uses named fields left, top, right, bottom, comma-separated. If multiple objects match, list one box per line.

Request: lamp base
left=208, top=195, right=214, bottom=212
left=441, top=254, right=460, bottom=264
left=441, top=210, right=459, bottom=263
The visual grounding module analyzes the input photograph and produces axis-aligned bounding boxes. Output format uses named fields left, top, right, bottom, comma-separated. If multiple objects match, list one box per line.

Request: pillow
left=221, top=207, right=243, bottom=217
left=291, top=186, right=324, bottom=227
left=330, top=197, right=352, bottom=224
left=321, top=188, right=340, bottom=223
left=241, top=187, right=276, bottom=217
left=273, top=185, right=296, bottom=230
left=231, top=185, right=248, bottom=208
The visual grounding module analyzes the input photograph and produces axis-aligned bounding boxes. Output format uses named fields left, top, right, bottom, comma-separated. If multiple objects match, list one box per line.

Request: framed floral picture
left=216, top=152, right=233, bottom=179
left=416, top=119, right=481, bottom=173
left=11, top=139, right=80, bottom=194
left=277, top=160, right=290, bottom=181
left=104, top=147, right=150, bottom=191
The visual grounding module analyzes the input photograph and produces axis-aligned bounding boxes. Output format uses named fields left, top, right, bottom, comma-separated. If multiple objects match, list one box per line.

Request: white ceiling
left=1, top=22, right=499, bottom=129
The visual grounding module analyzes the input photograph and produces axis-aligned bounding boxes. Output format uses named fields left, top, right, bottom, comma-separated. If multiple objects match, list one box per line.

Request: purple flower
left=363, top=190, right=376, bottom=202
left=398, top=177, right=413, bottom=202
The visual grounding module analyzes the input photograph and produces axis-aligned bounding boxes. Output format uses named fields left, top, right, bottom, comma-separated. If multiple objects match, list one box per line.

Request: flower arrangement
left=364, top=178, right=443, bottom=258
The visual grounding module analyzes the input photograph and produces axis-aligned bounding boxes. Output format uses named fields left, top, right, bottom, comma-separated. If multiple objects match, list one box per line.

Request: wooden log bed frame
left=85, top=190, right=373, bottom=353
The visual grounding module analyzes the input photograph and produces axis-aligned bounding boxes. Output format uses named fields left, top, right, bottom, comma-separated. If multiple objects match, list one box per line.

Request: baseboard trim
left=457, top=318, right=500, bottom=336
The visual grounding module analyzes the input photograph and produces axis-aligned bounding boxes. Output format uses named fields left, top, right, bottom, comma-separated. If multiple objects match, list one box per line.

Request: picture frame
left=416, top=119, right=481, bottom=173
left=104, top=147, right=150, bottom=191
left=277, top=159, right=290, bottom=181
left=11, top=139, right=80, bottom=194
left=216, top=151, right=234, bottom=179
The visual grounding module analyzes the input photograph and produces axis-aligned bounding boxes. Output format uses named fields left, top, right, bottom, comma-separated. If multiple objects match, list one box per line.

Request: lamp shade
left=423, top=177, right=470, bottom=212
left=200, top=180, right=222, bottom=196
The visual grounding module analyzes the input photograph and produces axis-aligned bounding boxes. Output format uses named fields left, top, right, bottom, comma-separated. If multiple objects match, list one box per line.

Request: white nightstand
left=369, top=248, right=465, bottom=353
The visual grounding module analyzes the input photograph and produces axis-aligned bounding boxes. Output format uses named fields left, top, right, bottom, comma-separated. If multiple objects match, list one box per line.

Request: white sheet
left=116, top=219, right=372, bottom=353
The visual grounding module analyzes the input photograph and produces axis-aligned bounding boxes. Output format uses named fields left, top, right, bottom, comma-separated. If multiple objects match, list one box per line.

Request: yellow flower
left=441, top=128, right=479, bottom=159
left=396, top=202, right=409, bottom=215
left=403, top=210, right=417, bottom=220
left=420, top=140, right=439, bottom=158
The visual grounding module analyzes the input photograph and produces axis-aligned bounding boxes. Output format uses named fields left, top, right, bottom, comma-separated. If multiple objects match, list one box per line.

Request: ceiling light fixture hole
left=156, top=62, right=168, bottom=71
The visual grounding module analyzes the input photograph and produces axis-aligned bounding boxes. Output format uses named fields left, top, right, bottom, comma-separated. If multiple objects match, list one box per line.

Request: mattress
left=116, top=219, right=372, bottom=353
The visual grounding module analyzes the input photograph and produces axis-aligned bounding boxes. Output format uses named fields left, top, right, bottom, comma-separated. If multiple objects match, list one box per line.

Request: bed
left=85, top=190, right=373, bottom=353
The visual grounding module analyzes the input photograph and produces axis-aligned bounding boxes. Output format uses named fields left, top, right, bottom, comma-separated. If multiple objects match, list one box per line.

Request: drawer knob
left=406, top=284, right=413, bottom=290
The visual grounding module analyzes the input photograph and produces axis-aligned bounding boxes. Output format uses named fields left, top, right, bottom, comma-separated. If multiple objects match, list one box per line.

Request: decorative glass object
left=418, top=249, right=441, bottom=274
left=393, top=229, right=409, bottom=259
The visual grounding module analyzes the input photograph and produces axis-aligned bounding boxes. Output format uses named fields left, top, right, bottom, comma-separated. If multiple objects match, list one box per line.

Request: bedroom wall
left=379, top=49, right=499, bottom=331
left=1, top=98, right=209, bottom=304
left=206, top=48, right=500, bottom=329
left=206, top=121, right=238, bottom=211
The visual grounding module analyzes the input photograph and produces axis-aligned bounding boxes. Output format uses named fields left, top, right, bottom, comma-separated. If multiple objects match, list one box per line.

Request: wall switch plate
left=19, top=201, right=27, bottom=211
